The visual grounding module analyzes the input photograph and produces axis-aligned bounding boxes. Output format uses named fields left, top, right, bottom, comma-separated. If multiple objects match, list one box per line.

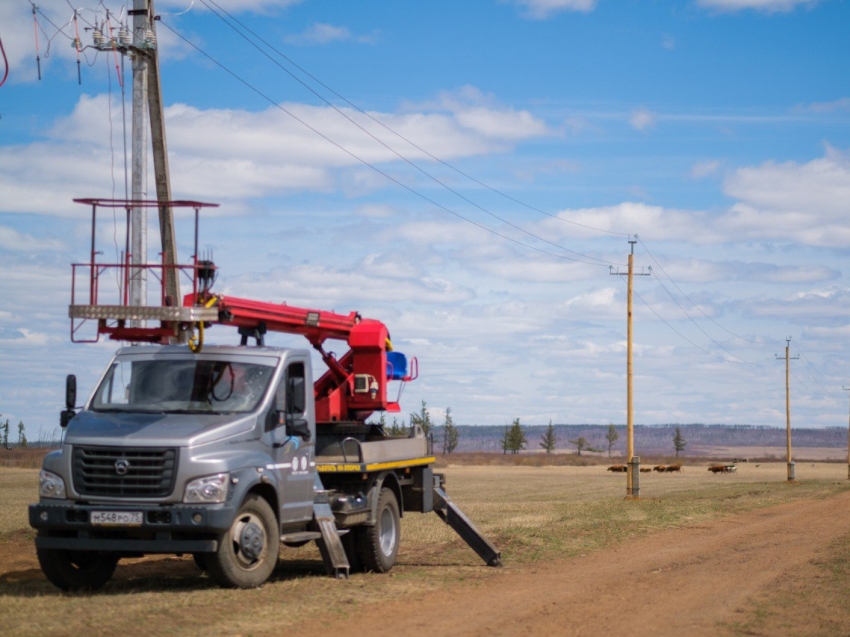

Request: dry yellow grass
left=0, top=468, right=38, bottom=539
left=1, top=462, right=849, bottom=636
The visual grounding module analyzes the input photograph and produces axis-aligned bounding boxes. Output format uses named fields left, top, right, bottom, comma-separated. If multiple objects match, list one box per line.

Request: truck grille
left=72, top=446, right=178, bottom=498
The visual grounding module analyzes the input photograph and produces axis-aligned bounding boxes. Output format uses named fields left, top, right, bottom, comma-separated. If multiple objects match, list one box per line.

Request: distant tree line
left=1, top=416, right=27, bottom=449
left=379, top=401, right=461, bottom=455
left=0, top=415, right=64, bottom=449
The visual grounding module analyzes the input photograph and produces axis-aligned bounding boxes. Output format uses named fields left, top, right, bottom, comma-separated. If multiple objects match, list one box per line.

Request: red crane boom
left=68, top=198, right=417, bottom=425
left=186, top=293, right=417, bottom=423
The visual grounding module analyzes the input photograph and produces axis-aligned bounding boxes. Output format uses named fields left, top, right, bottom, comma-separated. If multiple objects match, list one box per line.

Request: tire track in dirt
left=298, top=490, right=850, bottom=637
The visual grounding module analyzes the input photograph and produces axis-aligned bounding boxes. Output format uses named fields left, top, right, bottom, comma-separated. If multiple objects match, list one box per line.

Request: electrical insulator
left=145, top=29, right=157, bottom=49
left=93, top=29, right=105, bottom=47
left=118, top=27, right=130, bottom=47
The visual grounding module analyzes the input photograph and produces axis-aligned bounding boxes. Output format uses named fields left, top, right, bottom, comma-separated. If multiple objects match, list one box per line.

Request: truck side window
left=286, top=362, right=306, bottom=415
left=271, top=362, right=305, bottom=429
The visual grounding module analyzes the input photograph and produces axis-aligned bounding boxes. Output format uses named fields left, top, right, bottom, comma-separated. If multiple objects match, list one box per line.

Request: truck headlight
left=39, top=469, right=67, bottom=499
left=184, top=473, right=229, bottom=504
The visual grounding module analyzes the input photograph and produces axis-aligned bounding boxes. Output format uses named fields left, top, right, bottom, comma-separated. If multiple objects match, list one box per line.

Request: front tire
left=206, top=494, right=280, bottom=588
left=356, top=487, right=400, bottom=573
left=36, top=546, right=118, bottom=591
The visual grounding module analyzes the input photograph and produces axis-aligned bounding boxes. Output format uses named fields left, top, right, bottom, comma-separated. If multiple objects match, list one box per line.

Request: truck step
left=312, top=474, right=350, bottom=579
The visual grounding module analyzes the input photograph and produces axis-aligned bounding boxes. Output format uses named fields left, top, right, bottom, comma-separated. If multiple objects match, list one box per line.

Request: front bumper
left=29, top=500, right=238, bottom=554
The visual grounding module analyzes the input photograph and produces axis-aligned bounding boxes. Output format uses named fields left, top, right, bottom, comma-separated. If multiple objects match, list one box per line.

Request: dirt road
left=302, top=490, right=850, bottom=636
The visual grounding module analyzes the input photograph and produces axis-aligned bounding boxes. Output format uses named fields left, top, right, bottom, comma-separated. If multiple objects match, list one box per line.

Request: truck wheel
left=36, top=547, right=118, bottom=591
left=356, top=488, right=400, bottom=573
left=206, top=493, right=279, bottom=588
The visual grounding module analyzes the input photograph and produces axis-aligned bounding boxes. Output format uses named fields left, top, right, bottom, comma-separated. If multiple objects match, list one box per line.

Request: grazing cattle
left=665, top=464, right=682, bottom=473
left=708, top=464, right=736, bottom=474
left=653, top=465, right=667, bottom=473
left=640, top=467, right=652, bottom=473
left=607, top=465, right=627, bottom=473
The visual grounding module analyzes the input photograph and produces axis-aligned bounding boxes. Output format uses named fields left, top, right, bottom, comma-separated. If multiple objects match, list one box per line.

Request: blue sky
left=1, top=0, right=849, bottom=438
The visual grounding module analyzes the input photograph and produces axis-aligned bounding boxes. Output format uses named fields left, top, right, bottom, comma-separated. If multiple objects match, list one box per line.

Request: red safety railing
left=68, top=198, right=218, bottom=343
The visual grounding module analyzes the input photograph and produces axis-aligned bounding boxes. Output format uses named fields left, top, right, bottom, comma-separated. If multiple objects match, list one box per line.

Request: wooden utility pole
left=842, top=387, right=850, bottom=480
left=611, top=237, right=650, bottom=497
left=776, top=338, right=799, bottom=482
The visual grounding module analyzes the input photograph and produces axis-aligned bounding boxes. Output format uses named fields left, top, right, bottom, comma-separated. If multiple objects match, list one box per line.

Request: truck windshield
left=91, top=358, right=275, bottom=414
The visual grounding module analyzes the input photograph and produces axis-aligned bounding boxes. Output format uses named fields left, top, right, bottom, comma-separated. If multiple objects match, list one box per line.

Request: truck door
left=267, top=361, right=315, bottom=526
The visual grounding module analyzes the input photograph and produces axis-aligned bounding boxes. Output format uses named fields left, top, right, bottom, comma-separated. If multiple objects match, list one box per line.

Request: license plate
left=91, top=510, right=144, bottom=526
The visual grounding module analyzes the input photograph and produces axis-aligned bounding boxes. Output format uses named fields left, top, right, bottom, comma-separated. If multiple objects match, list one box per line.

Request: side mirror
left=60, top=409, right=75, bottom=429
left=285, top=415, right=311, bottom=441
left=65, top=374, right=77, bottom=410
left=61, top=374, right=78, bottom=429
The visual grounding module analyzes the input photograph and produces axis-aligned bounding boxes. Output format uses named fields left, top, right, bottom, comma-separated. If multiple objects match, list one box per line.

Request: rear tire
left=356, top=488, right=400, bottom=573
left=36, top=546, right=118, bottom=591
left=206, top=494, right=279, bottom=588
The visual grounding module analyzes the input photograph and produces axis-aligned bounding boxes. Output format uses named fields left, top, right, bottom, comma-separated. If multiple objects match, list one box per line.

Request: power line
left=793, top=343, right=839, bottom=399
left=625, top=277, right=773, bottom=367
left=0, top=29, right=8, bottom=88
left=157, top=19, right=618, bottom=268
left=638, top=237, right=775, bottom=347
left=648, top=271, right=757, bottom=365
left=199, top=0, right=631, bottom=240
left=624, top=277, right=722, bottom=361
left=193, top=0, right=621, bottom=267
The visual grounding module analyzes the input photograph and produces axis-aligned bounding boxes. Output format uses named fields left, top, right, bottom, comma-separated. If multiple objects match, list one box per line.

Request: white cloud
left=691, top=160, right=721, bottom=179
left=539, top=146, right=850, bottom=248
left=0, top=227, right=64, bottom=253
left=696, top=0, right=819, bottom=13
left=510, top=0, right=599, bottom=20
left=284, top=22, right=377, bottom=45
left=159, top=0, right=302, bottom=13
left=542, top=202, right=717, bottom=243
left=223, top=262, right=476, bottom=307
left=742, top=286, right=850, bottom=320
left=561, top=287, right=619, bottom=318
left=720, top=145, right=850, bottom=246
left=629, top=108, right=657, bottom=131
left=454, top=107, right=550, bottom=140
left=355, top=204, right=398, bottom=219
left=0, top=89, right=552, bottom=214
left=801, top=97, right=850, bottom=114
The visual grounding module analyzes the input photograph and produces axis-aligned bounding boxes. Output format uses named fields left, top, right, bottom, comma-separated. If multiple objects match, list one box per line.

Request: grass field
left=2, top=461, right=849, bottom=636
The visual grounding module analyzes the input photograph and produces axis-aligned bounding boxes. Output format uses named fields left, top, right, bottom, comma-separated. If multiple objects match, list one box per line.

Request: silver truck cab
left=30, top=344, right=317, bottom=589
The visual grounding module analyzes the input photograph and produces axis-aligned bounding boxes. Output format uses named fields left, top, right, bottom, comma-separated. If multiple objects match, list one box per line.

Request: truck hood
left=65, top=410, right=258, bottom=447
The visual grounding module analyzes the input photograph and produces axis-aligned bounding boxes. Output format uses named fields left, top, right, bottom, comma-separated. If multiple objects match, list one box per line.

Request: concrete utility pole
left=97, top=1, right=179, bottom=310
left=844, top=386, right=850, bottom=481
left=611, top=237, right=651, bottom=498
left=129, top=0, right=149, bottom=318
left=776, top=337, right=799, bottom=482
